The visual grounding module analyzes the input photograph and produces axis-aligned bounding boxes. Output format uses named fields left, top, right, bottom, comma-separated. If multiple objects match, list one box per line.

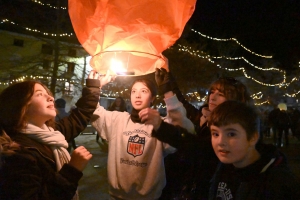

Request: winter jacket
left=154, top=120, right=219, bottom=200
left=208, top=144, right=300, bottom=200
left=0, top=79, right=100, bottom=200
left=157, top=87, right=218, bottom=200
left=91, top=94, right=195, bottom=200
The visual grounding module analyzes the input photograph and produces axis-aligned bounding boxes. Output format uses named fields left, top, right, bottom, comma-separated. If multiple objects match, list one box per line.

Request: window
left=64, top=82, right=74, bottom=96
left=41, top=44, right=53, bottom=55
left=67, top=62, right=75, bottom=73
left=43, top=59, right=51, bottom=69
left=13, top=39, right=24, bottom=47
left=68, top=48, right=76, bottom=57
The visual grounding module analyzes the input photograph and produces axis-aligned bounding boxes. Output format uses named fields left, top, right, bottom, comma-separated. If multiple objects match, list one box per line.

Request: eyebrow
left=132, top=87, right=149, bottom=91
left=34, top=89, right=43, bottom=93
left=211, top=126, right=238, bottom=132
left=223, top=127, right=239, bottom=132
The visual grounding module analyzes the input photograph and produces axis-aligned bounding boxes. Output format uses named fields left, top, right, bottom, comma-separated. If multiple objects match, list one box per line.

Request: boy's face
left=210, top=123, right=258, bottom=168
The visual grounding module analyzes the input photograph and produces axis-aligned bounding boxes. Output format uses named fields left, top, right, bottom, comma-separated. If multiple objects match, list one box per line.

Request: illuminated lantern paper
left=69, top=0, right=196, bottom=76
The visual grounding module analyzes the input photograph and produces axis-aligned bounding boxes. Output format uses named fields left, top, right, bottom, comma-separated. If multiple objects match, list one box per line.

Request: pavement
left=73, top=131, right=300, bottom=200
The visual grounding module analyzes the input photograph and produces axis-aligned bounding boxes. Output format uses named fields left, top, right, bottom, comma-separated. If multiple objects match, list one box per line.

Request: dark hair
left=0, top=81, right=55, bottom=137
left=208, top=100, right=258, bottom=140
left=55, top=98, right=66, bottom=108
left=207, top=77, right=252, bottom=104
left=108, top=97, right=127, bottom=112
left=130, top=79, right=157, bottom=97
left=130, top=78, right=157, bottom=107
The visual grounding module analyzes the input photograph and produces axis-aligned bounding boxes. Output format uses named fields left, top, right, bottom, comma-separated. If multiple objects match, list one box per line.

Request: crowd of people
left=0, top=65, right=300, bottom=199
left=260, top=104, right=300, bottom=147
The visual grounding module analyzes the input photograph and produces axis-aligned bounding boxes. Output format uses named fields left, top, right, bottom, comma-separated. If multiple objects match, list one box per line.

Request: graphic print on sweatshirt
left=216, top=182, right=233, bottom=200
left=127, top=134, right=145, bottom=157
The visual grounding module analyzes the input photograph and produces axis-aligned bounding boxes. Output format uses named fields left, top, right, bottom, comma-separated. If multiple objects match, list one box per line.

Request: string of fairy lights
left=31, top=0, right=67, bottom=10
left=190, top=29, right=273, bottom=58
left=177, top=44, right=287, bottom=87
left=1, top=19, right=73, bottom=37
left=1, top=0, right=300, bottom=105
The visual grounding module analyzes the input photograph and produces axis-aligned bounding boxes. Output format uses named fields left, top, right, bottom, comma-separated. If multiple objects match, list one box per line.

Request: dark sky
left=187, top=0, right=300, bottom=70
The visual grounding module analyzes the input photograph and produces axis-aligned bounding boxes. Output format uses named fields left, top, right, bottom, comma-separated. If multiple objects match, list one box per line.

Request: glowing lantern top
left=69, top=0, right=196, bottom=76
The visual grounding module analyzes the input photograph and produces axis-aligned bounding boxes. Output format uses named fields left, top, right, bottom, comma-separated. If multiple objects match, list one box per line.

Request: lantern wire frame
left=90, top=50, right=166, bottom=76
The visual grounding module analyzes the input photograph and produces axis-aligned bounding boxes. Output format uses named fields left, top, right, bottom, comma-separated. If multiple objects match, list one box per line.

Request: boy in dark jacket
left=208, top=100, right=300, bottom=200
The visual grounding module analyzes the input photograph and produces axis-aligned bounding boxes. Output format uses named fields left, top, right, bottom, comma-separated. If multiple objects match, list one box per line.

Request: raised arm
left=55, top=70, right=101, bottom=141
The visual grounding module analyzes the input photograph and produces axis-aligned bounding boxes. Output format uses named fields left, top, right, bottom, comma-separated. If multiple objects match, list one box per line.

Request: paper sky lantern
left=69, top=0, right=196, bottom=76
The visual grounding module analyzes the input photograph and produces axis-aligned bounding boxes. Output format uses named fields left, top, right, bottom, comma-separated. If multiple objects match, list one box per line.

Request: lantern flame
left=110, top=58, right=126, bottom=73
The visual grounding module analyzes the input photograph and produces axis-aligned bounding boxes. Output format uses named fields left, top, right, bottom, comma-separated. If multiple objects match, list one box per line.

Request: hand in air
left=139, top=108, right=162, bottom=131
left=98, top=70, right=116, bottom=87
left=69, top=146, right=92, bottom=172
left=87, top=70, right=100, bottom=79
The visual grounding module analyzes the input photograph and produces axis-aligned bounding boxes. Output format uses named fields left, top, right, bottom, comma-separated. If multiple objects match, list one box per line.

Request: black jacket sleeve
left=173, top=86, right=202, bottom=125
left=153, top=121, right=200, bottom=148
left=54, top=79, right=100, bottom=142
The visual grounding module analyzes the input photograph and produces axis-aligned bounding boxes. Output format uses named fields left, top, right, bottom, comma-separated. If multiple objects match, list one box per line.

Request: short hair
left=55, top=98, right=66, bottom=108
left=207, top=77, right=252, bottom=104
left=208, top=100, right=258, bottom=140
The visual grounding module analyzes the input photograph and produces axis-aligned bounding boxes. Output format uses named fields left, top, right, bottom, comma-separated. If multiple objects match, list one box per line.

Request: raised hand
left=69, top=146, right=92, bottom=172
left=87, top=70, right=100, bottom=79
left=155, top=68, right=172, bottom=95
left=139, top=108, right=162, bottom=131
left=98, top=70, right=115, bottom=88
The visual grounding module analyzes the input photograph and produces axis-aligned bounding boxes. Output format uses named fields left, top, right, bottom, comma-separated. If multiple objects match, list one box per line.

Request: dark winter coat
left=0, top=79, right=100, bottom=200
left=208, top=144, right=300, bottom=200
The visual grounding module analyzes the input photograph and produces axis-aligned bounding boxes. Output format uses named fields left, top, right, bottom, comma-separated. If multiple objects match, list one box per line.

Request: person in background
left=0, top=70, right=100, bottom=199
left=142, top=68, right=253, bottom=199
left=276, top=108, right=292, bottom=147
left=55, top=98, right=76, bottom=151
left=208, top=100, right=300, bottom=199
left=108, top=96, right=127, bottom=112
left=96, top=96, right=128, bottom=142
left=289, top=107, right=300, bottom=138
left=91, top=72, right=194, bottom=200
left=55, top=98, right=69, bottom=120
left=268, top=105, right=280, bottom=146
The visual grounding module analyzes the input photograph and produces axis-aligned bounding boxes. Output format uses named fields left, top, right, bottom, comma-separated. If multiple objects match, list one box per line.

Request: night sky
left=188, top=0, right=300, bottom=70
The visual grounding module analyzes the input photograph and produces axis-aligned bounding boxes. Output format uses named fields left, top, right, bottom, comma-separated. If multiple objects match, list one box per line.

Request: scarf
left=21, top=123, right=70, bottom=171
left=21, top=123, right=79, bottom=200
left=130, top=108, right=143, bottom=123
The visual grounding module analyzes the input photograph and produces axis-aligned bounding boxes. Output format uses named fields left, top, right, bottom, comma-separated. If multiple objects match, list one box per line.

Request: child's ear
left=250, top=131, right=259, bottom=146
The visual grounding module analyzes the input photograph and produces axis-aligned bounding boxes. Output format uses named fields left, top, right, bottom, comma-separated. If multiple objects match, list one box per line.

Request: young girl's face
left=130, top=82, right=154, bottom=110
left=25, top=83, right=56, bottom=128
left=208, top=89, right=227, bottom=111
left=210, top=123, right=259, bottom=168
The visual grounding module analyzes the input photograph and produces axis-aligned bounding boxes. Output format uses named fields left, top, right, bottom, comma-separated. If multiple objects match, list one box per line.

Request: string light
left=255, top=100, right=270, bottom=106
left=190, top=29, right=272, bottom=58
left=31, top=0, right=67, bottom=10
left=1, top=19, right=73, bottom=37
left=177, top=44, right=286, bottom=86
